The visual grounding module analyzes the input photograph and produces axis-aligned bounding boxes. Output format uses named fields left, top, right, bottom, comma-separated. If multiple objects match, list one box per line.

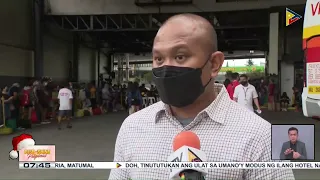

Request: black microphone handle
left=180, top=170, right=205, bottom=180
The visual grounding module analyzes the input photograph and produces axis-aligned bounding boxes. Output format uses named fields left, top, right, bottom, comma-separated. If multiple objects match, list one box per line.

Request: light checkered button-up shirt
left=109, top=84, right=295, bottom=180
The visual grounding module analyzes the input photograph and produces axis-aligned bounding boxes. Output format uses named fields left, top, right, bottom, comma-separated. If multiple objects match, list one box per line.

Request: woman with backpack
left=127, top=82, right=142, bottom=115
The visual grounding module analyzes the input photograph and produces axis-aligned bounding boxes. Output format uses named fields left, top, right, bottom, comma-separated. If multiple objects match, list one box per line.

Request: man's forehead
left=153, top=23, right=206, bottom=52
left=155, top=20, right=198, bottom=42
left=153, top=15, right=216, bottom=52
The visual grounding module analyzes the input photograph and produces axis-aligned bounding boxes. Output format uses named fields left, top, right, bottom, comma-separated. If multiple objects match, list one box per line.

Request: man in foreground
left=57, top=83, right=73, bottom=130
left=109, top=14, right=294, bottom=179
left=280, top=127, right=307, bottom=160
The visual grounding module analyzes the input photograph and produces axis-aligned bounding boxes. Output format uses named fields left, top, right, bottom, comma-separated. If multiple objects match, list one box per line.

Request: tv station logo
left=171, top=148, right=203, bottom=162
left=286, top=8, right=302, bottom=26
left=9, top=133, right=55, bottom=161
left=116, top=163, right=122, bottom=168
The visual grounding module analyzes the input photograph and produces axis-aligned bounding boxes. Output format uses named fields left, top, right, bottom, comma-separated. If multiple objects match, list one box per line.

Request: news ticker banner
left=19, top=162, right=320, bottom=169
left=18, top=146, right=320, bottom=170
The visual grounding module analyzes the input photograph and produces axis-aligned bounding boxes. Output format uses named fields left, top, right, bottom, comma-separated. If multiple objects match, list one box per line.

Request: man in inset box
left=280, top=127, right=307, bottom=160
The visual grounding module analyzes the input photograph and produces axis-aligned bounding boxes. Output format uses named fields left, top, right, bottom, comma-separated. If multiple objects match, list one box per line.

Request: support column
left=264, top=52, right=268, bottom=76
left=107, top=53, right=113, bottom=72
left=280, top=16, right=294, bottom=96
left=110, top=53, right=115, bottom=84
left=72, top=33, right=79, bottom=82
left=117, top=55, right=123, bottom=84
left=97, top=48, right=101, bottom=87
left=268, top=12, right=279, bottom=75
left=110, top=54, right=114, bottom=72
left=33, top=0, right=44, bottom=78
left=125, top=53, right=130, bottom=82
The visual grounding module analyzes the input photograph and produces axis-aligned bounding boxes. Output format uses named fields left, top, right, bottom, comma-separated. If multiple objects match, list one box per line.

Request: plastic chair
left=142, top=97, right=149, bottom=108
left=148, top=97, right=156, bottom=105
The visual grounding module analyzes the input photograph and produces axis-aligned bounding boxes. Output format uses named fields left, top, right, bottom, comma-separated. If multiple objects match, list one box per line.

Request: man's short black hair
left=231, top=73, right=239, bottom=80
left=239, top=74, right=248, bottom=79
left=288, top=127, right=298, bottom=134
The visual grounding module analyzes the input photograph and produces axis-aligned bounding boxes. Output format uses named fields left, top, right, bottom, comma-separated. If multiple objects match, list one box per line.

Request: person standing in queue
left=89, top=83, right=97, bottom=108
left=233, top=74, right=261, bottom=113
left=226, top=72, right=240, bottom=99
left=68, top=82, right=75, bottom=118
left=57, top=82, right=73, bottom=130
left=109, top=14, right=294, bottom=179
left=30, top=81, right=40, bottom=123
left=127, top=82, right=142, bottom=115
left=2, top=87, right=12, bottom=122
left=8, top=83, right=21, bottom=128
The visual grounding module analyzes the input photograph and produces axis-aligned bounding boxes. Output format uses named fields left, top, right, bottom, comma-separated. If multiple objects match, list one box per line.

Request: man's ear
left=210, top=51, right=224, bottom=78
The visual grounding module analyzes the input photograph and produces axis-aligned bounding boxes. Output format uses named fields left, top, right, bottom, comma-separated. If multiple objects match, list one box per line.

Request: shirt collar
left=154, top=83, right=230, bottom=124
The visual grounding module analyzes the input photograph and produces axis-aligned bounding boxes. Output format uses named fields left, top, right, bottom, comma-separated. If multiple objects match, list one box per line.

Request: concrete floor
left=0, top=111, right=319, bottom=180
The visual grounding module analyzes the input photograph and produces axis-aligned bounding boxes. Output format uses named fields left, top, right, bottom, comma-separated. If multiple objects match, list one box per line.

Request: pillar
left=110, top=53, right=114, bottom=84
left=280, top=62, right=294, bottom=96
left=125, top=53, right=130, bottom=81
left=280, top=16, right=294, bottom=96
left=268, top=12, right=279, bottom=75
left=97, top=48, right=101, bottom=87
left=107, top=53, right=113, bottom=72
left=117, top=55, right=123, bottom=84
left=72, top=33, right=79, bottom=82
left=33, top=0, right=44, bottom=78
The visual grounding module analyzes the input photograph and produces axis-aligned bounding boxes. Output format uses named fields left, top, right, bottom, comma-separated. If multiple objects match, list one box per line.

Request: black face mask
left=152, top=58, right=212, bottom=107
left=240, top=81, right=248, bottom=86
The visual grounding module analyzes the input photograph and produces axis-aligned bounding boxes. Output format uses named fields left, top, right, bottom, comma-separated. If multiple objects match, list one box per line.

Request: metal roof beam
left=47, top=14, right=268, bottom=32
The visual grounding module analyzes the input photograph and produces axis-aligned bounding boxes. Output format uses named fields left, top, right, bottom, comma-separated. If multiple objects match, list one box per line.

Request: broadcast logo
left=188, top=149, right=202, bottom=162
left=8, top=133, right=55, bottom=161
left=116, top=163, right=122, bottom=168
left=286, top=8, right=302, bottom=26
left=171, top=148, right=203, bottom=162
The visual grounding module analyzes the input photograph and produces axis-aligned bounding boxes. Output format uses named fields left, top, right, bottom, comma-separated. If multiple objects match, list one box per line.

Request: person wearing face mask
left=109, top=14, right=294, bottom=180
left=233, top=74, right=261, bottom=113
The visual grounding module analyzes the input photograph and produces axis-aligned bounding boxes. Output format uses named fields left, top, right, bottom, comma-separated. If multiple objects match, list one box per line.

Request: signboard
left=307, top=62, right=320, bottom=94
left=220, top=66, right=264, bottom=73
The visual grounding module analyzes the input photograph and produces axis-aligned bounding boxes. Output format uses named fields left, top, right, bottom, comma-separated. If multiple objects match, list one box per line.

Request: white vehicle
left=301, top=0, right=320, bottom=118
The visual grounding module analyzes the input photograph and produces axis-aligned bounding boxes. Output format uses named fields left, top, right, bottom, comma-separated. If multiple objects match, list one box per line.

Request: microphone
left=167, top=131, right=208, bottom=180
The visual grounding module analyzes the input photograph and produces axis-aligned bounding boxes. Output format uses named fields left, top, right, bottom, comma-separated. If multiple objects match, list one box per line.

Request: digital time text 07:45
left=19, top=162, right=54, bottom=169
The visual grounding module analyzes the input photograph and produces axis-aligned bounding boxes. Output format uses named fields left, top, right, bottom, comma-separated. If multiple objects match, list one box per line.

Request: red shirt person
left=226, top=73, right=240, bottom=99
